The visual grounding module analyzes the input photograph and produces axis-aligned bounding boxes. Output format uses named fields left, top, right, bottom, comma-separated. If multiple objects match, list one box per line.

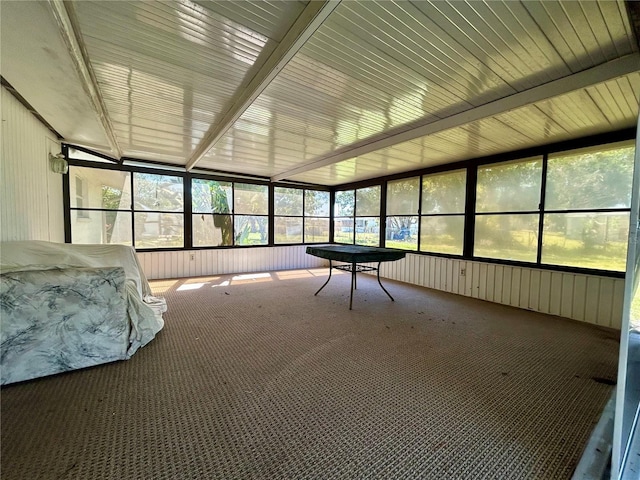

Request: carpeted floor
left=1, top=268, right=620, bottom=479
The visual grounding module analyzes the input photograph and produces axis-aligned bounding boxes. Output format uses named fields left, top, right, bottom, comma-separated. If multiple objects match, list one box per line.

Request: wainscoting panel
left=137, top=246, right=327, bottom=282
left=377, top=253, right=625, bottom=329
left=139, top=248, right=624, bottom=329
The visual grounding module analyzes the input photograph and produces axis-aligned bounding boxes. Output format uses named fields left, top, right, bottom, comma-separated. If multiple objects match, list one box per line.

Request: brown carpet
left=1, top=268, right=619, bottom=479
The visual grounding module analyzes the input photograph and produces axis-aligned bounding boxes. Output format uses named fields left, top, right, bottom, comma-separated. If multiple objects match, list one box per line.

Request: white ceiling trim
left=271, top=53, right=640, bottom=182
left=47, top=0, right=122, bottom=159
left=185, top=0, right=342, bottom=171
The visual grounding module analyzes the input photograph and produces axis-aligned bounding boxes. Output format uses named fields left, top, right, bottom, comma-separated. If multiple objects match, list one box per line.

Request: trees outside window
left=474, top=158, right=542, bottom=262
left=420, top=170, right=466, bottom=255
left=542, top=143, right=633, bottom=271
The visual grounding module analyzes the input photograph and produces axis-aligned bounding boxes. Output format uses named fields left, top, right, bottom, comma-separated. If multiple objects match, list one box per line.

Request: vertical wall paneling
left=519, top=269, right=531, bottom=310
left=560, top=274, right=575, bottom=319
left=502, top=267, right=512, bottom=305
left=572, top=276, right=587, bottom=322
left=597, top=280, right=615, bottom=328
left=486, top=264, right=496, bottom=302
left=371, top=253, right=624, bottom=329
left=138, top=246, right=328, bottom=282
left=471, top=262, right=481, bottom=298
left=539, top=271, right=552, bottom=313
left=611, top=279, right=625, bottom=327
left=137, top=248, right=624, bottom=329
left=1, top=86, right=63, bottom=242
left=510, top=268, right=521, bottom=307
left=549, top=272, right=563, bottom=316
left=585, top=277, right=601, bottom=325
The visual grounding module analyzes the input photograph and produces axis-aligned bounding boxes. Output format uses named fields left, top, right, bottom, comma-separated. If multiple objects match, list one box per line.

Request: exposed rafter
left=185, top=0, right=342, bottom=171
left=271, top=53, right=640, bottom=182
left=47, top=0, right=122, bottom=159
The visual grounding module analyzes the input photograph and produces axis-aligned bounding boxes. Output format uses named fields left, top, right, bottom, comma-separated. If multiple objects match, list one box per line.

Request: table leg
left=314, top=260, right=333, bottom=296
left=350, top=262, right=356, bottom=310
left=377, top=262, right=395, bottom=301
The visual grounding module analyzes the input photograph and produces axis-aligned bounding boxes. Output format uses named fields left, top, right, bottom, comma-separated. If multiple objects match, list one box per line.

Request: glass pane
left=420, top=216, right=464, bottom=255
left=71, top=210, right=132, bottom=245
left=234, top=215, right=268, bottom=245
left=422, top=169, right=466, bottom=214
left=134, top=212, right=183, bottom=248
left=192, top=179, right=232, bottom=214
left=334, top=218, right=354, bottom=244
left=546, top=143, right=634, bottom=210
left=474, top=214, right=539, bottom=262
left=356, top=186, right=380, bottom=216
left=387, top=177, right=420, bottom=215
left=69, top=166, right=131, bottom=210
left=68, top=147, right=115, bottom=164
left=274, top=187, right=303, bottom=216
left=192, top=214, right=232, bottom=247
left=274, top=217, right=303, bottom=244
left=134, top=173, right=183, bottom=212
left=335, top=190, right=354, bottom=217
left=355, top=217, right=380, bottom=246
left=304, top=190, right=330, bottom=217
left=234, top=183, right=268, bottom=215
left=476, top=158, right=542, bottom=212
left=542, top=212, right=629, bottom=271
left=304, top=218, right=330, bottom=243
left=385, top=216, right=418, bottom=250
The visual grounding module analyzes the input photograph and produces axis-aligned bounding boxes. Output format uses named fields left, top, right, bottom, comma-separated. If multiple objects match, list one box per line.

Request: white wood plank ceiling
left=2, top=0, right=639, bottom=186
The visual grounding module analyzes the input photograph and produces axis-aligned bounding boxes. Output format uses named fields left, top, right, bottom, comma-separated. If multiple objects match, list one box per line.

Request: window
left=134, top=173, right=184, bottom=248
left=274, top=187, right=330, bottom=244
left=192, top=179, right=233, bottom=247
left=355, top=186, right=381, bottom=246
left=69, top=166, right=132, bottom=245
left=386, top=177, right=419, bottom=251
left=304, top=190, right=330, bottom=243
left=64, top=137, right=633, bottom=276
left=233, top=183, right=268, bottom=246
left=420, top=169, right=466, bottom=255
left=274, top=187, right=303, bottom=244
left=542, top=142, right=633, bottom=271
left=333, top=186, right=381, bottom=245
left=474, top=157, right=543, bottom=262
left=334, top=190, right=355, bottom=244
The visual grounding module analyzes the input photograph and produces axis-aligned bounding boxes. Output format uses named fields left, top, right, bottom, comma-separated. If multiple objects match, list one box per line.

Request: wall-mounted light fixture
left=49, top=152, right=68, bottom=174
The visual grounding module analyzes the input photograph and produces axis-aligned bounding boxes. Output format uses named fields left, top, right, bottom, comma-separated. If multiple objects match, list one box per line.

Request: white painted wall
left=1, top=86, right=64, bottom=242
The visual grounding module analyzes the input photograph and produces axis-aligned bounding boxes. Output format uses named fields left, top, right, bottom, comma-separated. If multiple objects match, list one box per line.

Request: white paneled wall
left=1, top=86, right=64, bottom=242
left=137, top=245, right=327, bottom=281
left=376, top=254, right=625, bottom=329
